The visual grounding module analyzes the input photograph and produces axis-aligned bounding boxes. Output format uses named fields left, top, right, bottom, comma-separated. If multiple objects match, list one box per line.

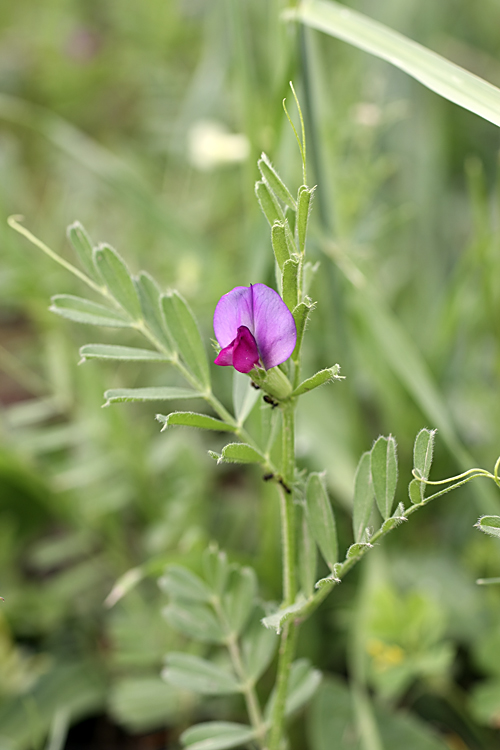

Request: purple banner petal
left=213, top=284, right=296, bottom=371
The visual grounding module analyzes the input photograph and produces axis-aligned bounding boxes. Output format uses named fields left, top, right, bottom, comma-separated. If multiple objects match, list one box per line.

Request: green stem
left=280, top=404, right=296, bottom=604
left=268, top=402, right=298, bottom=750
left=212, top=598, right=268, bottom=749
left=269, top=622, right=299, bottom=750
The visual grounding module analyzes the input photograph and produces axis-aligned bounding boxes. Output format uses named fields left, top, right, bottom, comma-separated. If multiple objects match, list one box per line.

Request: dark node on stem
left=263, top=473, right=274, bottom=481
left=263, top=394, right=279, bottom=408
left=278, top=477, right=291, bottom=494
left=251, top=381, right=260, bottom=390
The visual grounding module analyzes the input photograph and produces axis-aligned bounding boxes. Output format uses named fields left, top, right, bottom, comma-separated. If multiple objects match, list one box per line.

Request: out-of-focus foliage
left=1, top=0, right=500, bottom=748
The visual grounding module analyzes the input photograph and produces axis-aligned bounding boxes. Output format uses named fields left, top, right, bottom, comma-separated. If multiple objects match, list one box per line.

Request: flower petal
left=213, top=286, right=255, bottom=348
left=214, top=326, right=260, bottom=373
left=251, top=284, right=296, bottom=369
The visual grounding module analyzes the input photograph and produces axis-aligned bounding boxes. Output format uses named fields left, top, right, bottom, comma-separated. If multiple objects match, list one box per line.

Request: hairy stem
left=268, top=402, right=298, bottom=750
left=211, top=598, right=267, bottom=748
left=269, top=621, right=299, bottom=750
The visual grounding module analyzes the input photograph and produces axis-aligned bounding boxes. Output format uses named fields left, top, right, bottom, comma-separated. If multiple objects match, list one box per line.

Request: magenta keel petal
left=214, top=326, right=260, bottom=373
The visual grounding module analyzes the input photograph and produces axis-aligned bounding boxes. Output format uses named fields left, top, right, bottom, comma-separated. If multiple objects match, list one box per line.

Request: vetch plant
left=8, top=86, right=500, bottom=750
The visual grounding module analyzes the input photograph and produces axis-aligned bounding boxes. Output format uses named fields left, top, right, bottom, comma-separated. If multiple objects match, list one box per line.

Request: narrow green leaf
left=303, top=261, right=320, bottom=295
left=103, top=387, right=201, bottom=406
left=156, top=412, right=236, bottom=433
left=291, top=366, right=341, bottom=398
left=232, top=370, right=259, bottom=425
left=371, top=435, right=398, bottom=520
left=50, top=295, right=131, bottom=328
left=271, top=222, right=291, bottom=271
left=163, top=653, right=240, bottom=696
left=285, top=659, right=322, bottom=716
left=258, top=153, right=296, bottom=208
left=297, top=185, right=315, bottom=254
left=255, top=180, right=286, bottom=226
left=475, top=516, right=500, bottom=540
left=162, top=603, right=225, bottom=644
left=161, top=291, right=210, bottom=388
left=241, top=615, right=278, bottom=681
left=218, top=443, right=266, bottom=466
left=291, top=300, right=314, bottom=361
left=352, top=451, right=374, bottom=542
left=203, top=545, right=230, bottom=596
left=79, top=344, right=170, bottom=362
left=408, top=478, right=422, bottom=505
left=305, top=473, right=338, bottom=570
left=222, top=567, right=257, bottom=635
left=282, top=257, right=299, bottom=312
left=67, top=221, right=98, bottom=281
left=93, top=244, right=142, bottom=320
left=285, top=205, right=296, bottom=237
left=158, top=565, right=212, bottom=602
left=289, top=0, right=500, bottom=129
left=134, top=271, right=172, bottom=353
left=103, top=387, right=200, bottom=406
left=413, top=428, right=436, bottom=502
left=298, top=505, right=317, bottom=598
left=181, top=722, right=256, bottom=750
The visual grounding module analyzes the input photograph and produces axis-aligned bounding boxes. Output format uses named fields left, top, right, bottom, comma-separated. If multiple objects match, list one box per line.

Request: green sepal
left=251, top=366, right=293, bottom=401
left=255, top=180, right=286, bottom=226
left=156, top=412, right=236, bottom=432
left=258, top=153, right=296, bottom=208
left=161, top=291, right=210, bottom=388
left=50, top=295, right=131, bottom=328
left=282, top=257, right=299, bottom=312
left=93, top=243, right=142, bottom=320
left=290, top=365, right=342, bottom=398
left=67, top=221, right=99, bottom=281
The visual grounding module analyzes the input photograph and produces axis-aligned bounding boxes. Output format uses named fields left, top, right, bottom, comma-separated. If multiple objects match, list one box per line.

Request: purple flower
left=213, top=283, right=297, bottom=374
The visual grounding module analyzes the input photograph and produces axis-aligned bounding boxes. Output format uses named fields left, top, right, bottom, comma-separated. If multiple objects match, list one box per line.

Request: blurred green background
left=1, top=0, right=500, bottom=748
